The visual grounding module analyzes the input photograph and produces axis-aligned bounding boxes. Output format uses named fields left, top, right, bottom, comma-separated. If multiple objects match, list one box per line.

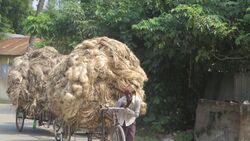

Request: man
left=116, top=88, right=141, bottom=141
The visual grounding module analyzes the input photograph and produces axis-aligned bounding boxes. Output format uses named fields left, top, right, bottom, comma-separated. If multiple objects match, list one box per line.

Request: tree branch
left=212, top=54, right=250, bottom=61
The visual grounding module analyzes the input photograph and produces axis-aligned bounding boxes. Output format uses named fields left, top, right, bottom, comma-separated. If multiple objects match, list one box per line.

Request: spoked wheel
left=53, top=118, right=64, bottom=141
left=53, top=119, right=75, bottom=141
left=110, top=125, right=126, bottom=141
left=16, top=107, right=25, bottom=132
left=64, top=124, right=75, bottom=141
left=65, top=125, right=72, bottom=141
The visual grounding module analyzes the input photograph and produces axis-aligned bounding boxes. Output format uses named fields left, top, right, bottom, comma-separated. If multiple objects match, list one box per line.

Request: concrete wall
left=195, top=99, right=250, bottom=141
left=239, top=105, right=250, bottom=141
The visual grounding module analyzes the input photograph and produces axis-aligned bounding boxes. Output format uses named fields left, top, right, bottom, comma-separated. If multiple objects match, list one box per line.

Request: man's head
left=124, top=89, right=132, bottom=102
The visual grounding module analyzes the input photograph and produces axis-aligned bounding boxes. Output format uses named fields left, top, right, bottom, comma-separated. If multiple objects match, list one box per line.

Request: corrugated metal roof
left=4, top=33, right=28, bottom=38
left=0, top=37, right=40, bottom=56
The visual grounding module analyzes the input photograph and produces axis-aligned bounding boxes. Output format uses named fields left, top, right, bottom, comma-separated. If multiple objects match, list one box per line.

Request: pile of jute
left=7, top=37, right=148, bottom=128
left=7, top=47, right=64, bottom=115
left=46, top=37, right=148, bottom=128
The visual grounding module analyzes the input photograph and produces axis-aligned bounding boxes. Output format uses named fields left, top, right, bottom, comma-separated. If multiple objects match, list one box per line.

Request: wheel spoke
left=53, top=118, right=64, bottom=141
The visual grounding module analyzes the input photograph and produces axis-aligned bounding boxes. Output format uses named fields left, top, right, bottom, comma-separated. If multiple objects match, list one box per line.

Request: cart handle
left=101, top=107, right=125, bottom=113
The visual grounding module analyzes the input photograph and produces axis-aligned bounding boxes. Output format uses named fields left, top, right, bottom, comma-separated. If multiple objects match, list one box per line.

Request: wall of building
left=0, top=55, right=13, bottom=100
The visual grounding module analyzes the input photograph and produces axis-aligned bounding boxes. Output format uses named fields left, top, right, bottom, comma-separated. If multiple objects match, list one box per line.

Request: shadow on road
left=0, top=117, right=55, bottom=141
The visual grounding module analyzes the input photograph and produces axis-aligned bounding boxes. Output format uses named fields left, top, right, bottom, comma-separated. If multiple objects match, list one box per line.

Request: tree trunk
left=29, top=0, right=45, bottom=48
left=35, top=0, right=45, bottom=16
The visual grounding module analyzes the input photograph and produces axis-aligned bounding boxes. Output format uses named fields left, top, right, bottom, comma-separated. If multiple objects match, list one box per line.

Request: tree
left=0, top=0, right=31, bottom=33
left=29, top=0, right=45, bottom=48
left=22, top=0, right=250, bottom=133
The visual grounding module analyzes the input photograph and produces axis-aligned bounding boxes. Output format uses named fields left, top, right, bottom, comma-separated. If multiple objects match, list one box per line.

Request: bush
left=174, top=130, right=194, bottom=141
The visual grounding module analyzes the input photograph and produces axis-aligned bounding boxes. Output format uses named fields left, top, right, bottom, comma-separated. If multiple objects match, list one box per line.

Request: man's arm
left=116, top=96, right=126, bottom=107
left=134, top=97, right=141, bottom=117
left=125, top=96, right=141, bottom=117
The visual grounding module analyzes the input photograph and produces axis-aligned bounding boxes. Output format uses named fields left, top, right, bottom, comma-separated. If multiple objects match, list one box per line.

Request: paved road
left=0, top=104, right=96, bottom=141
left=0, top=104, right=56, bottom=141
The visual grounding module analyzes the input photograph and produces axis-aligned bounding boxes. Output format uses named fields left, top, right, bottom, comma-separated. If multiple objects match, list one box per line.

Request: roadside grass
left=136, top=136, right=160, bottom=141
left=136, top=126, right=162, bottom=141
left=0, top=98, right=10, bottom=104
left=136, top=126, right=194, bottom=141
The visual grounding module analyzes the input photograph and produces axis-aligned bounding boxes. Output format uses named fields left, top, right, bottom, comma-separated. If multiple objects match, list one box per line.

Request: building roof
left=4, top=33, right=29, bottom=38
left=0, top=37, right=40, bottom=56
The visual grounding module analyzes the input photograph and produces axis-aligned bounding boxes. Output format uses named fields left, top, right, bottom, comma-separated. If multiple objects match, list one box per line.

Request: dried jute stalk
left=7, top=47, right=64, bottom=116
left=47, top=37, right=148, bottom=128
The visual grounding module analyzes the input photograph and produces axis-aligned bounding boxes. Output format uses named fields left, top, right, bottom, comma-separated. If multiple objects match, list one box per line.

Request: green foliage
left=22, top=0, right=250, bottom=134
left=136, top=126, right=161, bottom=141
left=0, top=0, right=31, bottom=33
left=23, top=13, right=52, bottom=37
left=132, top=1, right=247, bottom=132
left=174, top=130, right=194, bottom=141
left=152, top=116, right=171, bottom=133
left=235, top=33, right=250, bottom=48
left=133, top=4, right=234, bottom=53
left=243, top=6, right=250, bottom=23
left=0, top=15, right=13, bottom=33
left=136, top=136, right=160, bottom=141
left=244, top=14, right=250, bottom=22
left=34, top=40, right=50, bottom=48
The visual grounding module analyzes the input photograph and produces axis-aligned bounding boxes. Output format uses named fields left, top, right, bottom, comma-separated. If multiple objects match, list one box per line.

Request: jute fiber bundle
left=7, top=47, right=64, bottom=115
left=47, top=37, right=148, bottom=128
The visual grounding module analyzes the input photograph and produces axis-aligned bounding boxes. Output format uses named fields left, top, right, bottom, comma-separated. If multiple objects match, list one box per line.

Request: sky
left=32, top=0, right=49, bottom=10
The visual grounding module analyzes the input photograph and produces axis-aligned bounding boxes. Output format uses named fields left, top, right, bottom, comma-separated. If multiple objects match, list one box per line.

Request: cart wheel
left=16, top=107, right=25, bottom=132
left=64, top=124, right=74, bottom=141
left=110, top=125, right=125, bottom=141
left=66, top=125, right=71, bottom=141
left=53, top=118, right=63, bottom=141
